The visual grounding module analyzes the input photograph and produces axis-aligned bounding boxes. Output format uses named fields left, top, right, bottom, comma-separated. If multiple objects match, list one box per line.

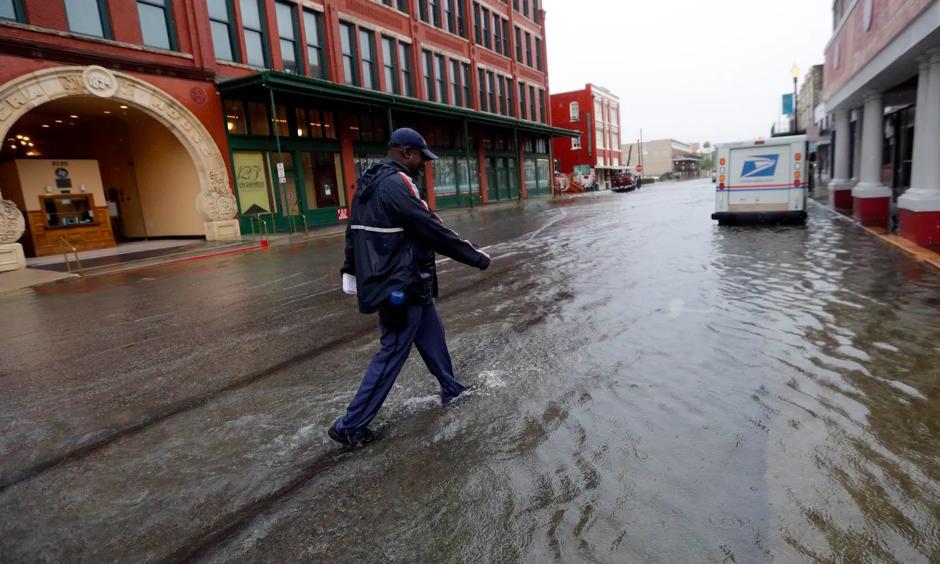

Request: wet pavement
left=2, top=179, right=940, bottom=563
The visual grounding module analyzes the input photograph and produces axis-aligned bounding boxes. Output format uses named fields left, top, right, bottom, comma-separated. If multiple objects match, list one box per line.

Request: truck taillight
left=719, top=158, right=726, bottom=166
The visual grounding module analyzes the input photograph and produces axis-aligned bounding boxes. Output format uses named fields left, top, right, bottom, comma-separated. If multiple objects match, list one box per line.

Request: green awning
left=218, top=71, right=580, bottom=138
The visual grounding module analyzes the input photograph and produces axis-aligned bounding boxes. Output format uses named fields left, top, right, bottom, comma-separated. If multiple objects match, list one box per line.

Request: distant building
left=620, top=139, right=701, bottom=179
left=798, top=65, right=824, bottom=133
left=550, top=84, right=622, bottom=190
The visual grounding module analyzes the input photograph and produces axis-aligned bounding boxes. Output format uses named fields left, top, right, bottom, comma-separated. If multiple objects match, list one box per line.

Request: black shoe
left=328, top=424, right=376, bottom=446
left=442, top=383, right=473, bottom=406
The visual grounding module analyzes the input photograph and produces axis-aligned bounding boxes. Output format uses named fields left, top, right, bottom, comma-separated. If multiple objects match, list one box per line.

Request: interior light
left=69, top=114, right=78, bottom=118
left=103, top=110, right=111, bottom=114
left=42, top=124, right=50, bottom=128
left=27, top=142, right=34, bottom=147
left=54, top=119, right=63, bottom=124
left=15, top=134, right=23, bottom=139
left=226, top=122, right=235, bottom=131
left=119, top=105, right=128, bottom=109
left=22, top=136, right=29, bottom=141
left=297, top=128, right=303, bottom=136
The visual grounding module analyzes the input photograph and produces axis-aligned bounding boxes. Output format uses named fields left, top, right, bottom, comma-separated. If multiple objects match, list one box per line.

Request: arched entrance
left=0, top=65, right=239, bottom=268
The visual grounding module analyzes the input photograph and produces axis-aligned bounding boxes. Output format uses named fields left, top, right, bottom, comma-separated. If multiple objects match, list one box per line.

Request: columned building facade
left=824, top=0, right=940, bottom=244
left=0, top=0, right=573, bottom=271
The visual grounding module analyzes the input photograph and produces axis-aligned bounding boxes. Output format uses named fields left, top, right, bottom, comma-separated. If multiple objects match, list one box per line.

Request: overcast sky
left=544, top=0, right=833, bottom=145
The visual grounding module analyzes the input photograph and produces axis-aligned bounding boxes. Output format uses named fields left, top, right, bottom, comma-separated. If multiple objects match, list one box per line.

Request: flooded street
left=2, top=179, right=940, bottom=563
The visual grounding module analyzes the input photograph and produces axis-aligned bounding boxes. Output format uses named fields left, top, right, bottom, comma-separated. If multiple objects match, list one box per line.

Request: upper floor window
left=450, top=60, right=461, bottom=107
left=569, top=101, right=579, bottom=121
left=524, top=31, right=532, bottom=66
left=380, top=0, right=409, bottom=12
left=538, top=89, right=546, bottom=123
left=461, top=63, right=471, bottom=109
left=522, top=0, right=529, bottom=18
left=493, top=15, right=502, bottom=55
left=429, top=0, right=441, bottom=27
left=399, top=43, right=414, bottom=97
left=275, top=2, right=300, bottom=73
left=481, top=7, right=491, bottom=49
left=435, top=54, right=447, bottom=104
left=456, top=0, right=466, bottom=37
left=359, top=29, right=376, bottom=89
left=303, top=10, right=327, bottom=79
left=208, top=0, right=239, bottom=62
left=518, top=82, right=527, bottom=120
left=515, top=26, right=522, bottom=62
left=340, top=22, right=359, bottom=86
left=473, top=3, right=481, bottom=44
left=418, top=0, right=428, bottom=22
left=535, top=37, right=542, bottom=70
left=65, top=0, right=111, bottom=39
left=422, top=49, right=435, bottom=102
left=501, top=18, right=509, bottom=54
left=478, top=69, right=487, bottom=112
left=382, top=37, right=399, bottom=95
left=137, top=0, right=175, bottom=50
left=239, top=0, right=269, bottom=67
left=0, top=0, right=24, bottom=22
left=444, top=0, right=455, bottom=33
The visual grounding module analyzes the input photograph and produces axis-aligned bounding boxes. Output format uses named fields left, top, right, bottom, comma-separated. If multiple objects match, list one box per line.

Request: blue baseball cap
left=389, top=127, right=438, bottom=161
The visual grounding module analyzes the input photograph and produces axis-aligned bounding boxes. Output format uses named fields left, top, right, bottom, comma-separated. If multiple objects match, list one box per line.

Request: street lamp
left=791, top=64, right=800, bottom=132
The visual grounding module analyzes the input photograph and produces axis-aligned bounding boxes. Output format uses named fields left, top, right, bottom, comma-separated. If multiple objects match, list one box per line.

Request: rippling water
left=2, top=181, right=940, bottom=563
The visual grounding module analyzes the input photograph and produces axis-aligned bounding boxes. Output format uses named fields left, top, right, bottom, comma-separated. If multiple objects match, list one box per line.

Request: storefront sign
left=233, top=152, right=271, bottom=215
left=337, top=208, right=349, bottom=221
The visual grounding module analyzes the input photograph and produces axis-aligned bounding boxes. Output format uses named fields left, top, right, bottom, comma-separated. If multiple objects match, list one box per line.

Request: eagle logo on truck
left=740, top=155, right=779, bottom=178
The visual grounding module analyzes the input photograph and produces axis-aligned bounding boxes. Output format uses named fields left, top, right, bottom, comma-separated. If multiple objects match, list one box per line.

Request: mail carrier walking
left=712, top=135, right=809, bottom=225
left=330, top=128, right=491, bottom=446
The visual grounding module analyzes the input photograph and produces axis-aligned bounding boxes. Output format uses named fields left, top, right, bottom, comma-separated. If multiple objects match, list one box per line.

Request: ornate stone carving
left=82, top=66, right=118, bottom=98
left=0, top=66, right=239, bottom=237
left=0, top=199, right=25, bottom=244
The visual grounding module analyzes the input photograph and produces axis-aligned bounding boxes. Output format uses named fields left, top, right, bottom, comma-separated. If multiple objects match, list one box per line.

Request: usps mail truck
left=712, top=135, right=808, bottom=225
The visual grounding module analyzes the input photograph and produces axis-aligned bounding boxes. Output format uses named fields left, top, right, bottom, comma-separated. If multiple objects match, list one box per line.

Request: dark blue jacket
left=342, top=160, right=490, bottom=314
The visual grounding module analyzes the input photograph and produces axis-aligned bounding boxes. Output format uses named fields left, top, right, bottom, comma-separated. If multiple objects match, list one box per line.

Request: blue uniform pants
left=336, top=301, right=465, bottom=433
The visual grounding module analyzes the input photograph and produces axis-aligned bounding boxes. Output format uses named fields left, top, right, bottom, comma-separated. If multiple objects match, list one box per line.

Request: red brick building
left=0, top=0, right=574, bottom=268
left=550, top=84, right=622, bottom=190
left=824, top=0, right=940, bottom=245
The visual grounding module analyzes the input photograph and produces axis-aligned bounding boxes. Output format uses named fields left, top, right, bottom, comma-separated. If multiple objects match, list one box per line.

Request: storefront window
left=272, top=104, right=290, bottom=137
left=44, top=195, right=94, bottom=227
left=233, top=151, right=275, bottom=215
left=225, top=100, right=247, bottom=135
left=247, top=102, right=270, bottom=136
left=303, top=152, right=343, bottom=208
left=524, top=158, right=537, bottom=191
left=355, top=154, right=385, bottom=179
left=536, top=158, right=550, bottom=189
left=433, top=157, right=457, bottom=196
left=468, top=155, right=480, bottom=194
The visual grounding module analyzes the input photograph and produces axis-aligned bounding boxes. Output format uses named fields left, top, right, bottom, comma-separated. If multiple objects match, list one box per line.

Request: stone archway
left=0, top=65, right=239, bottom=257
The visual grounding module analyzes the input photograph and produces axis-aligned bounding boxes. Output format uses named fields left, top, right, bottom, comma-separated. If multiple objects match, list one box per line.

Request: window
left=381, top=0, right=409, bottom=12
left=0, top=0, right=24, bottom=22
left=423, top=49, right=435, bottom=101
left=524, top=31, right=532, bottom=66
left=450, top=60, right=461, bottom=106
left=240, top=0, right=268, bottom=67
left=596, top=127, right=605, bottom=150
left=487, top=71, right=496, bottom=113
left=303, top=10, right=326, bottom=79
left=224, top=99, right=248, bottom=134
left=493, top=16, right=502, bottom=55
left=535, top=37, right=542, bottom=70
left=340, top=23, right=358, bottom=86
left=481, top=7, right=491, bottom=49
left=65, top=0, right=110, bottom=38
left=462, top=63, right=472, bottom=108
left=569, top=101, right=579, bottom=122
left=515, top=27, right=522, bottom=62
left=529, top=85, right=536, bottom=121
left=429, top=0, right=441, bottom=26
left=208, top=0, right=239, bottom=61
left=473, top=3, right=481, bottom=44
left=497, top=76, right=506, bottom=115
left=399, top=43, right=414, bottom=97
left=381, top=37, right=399, bottom=94
left=572, top=137, right=581, bottom=150
left=435, top=54, right=447, bottom=103
left=419, top=0, right=428, bottom=22
left=137, top=0, right=175, bottom=50
left=359, top=30, right=376, bottom=89
left=502, top=18, right=509, bottom=55
left=478, top=69, right=487, bottom=111
left=275, top=2, right=300, bottom=73
left=456, top=0, right=466, bottom=37
left=444, top=0, right=454, bottom=33
left=538, top=89, right=546, bottom=123
left=522, top=0, right=529, bottom=18
left=507, top=77, right=514, bottom=117
left=610, top=106, right=620, bottom=127
left=518, top=82, right=527, bottom=119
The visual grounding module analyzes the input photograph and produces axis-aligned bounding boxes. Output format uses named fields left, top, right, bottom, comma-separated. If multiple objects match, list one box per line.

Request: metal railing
left=58, top=237, right=83, bottom=275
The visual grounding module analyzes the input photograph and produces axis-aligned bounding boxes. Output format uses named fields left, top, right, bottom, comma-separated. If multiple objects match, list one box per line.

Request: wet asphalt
left=2, top=179, right=940, bottom=563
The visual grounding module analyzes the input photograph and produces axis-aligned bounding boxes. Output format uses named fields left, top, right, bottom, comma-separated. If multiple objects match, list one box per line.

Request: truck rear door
left=727, top=144, right=792, bottom=213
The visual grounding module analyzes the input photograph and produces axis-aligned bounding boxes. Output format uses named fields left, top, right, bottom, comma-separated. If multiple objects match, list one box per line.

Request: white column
left=828, top=109, right=853, bottom=190
left=899, top=49, right=940, bottom=212
left=851, top=109, right=863, bottom=185
left=852, top=92, right=891, bottom=198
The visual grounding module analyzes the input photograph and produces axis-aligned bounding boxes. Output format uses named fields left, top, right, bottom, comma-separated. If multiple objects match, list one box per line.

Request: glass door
left=270, top=152, right=302, bottom=232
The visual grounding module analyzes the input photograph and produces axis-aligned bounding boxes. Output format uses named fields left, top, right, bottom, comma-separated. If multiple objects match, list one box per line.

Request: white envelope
left=342, top=273, right=357, bottom=295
